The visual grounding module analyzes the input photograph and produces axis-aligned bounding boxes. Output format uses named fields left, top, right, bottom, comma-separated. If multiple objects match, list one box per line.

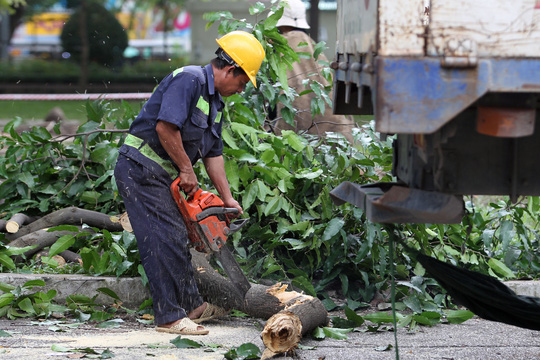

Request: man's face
left=218, top=67, right=250, bottom=97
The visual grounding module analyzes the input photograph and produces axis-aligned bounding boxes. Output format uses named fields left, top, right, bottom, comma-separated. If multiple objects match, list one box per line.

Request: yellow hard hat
left=216, top=31, right=265, bottom=87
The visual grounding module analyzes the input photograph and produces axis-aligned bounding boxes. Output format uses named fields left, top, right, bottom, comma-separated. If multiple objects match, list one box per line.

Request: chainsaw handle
left=171, top=176, right=201, bottom=200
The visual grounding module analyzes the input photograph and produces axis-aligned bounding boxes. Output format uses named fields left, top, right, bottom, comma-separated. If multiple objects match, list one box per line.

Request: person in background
left=269, top=0, right=356, bottom=142
left=114, top=31, right=265, bottom=335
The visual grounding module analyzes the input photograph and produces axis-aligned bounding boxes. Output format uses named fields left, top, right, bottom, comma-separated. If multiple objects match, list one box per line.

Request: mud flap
left=330, top=182, right=464, bottom=224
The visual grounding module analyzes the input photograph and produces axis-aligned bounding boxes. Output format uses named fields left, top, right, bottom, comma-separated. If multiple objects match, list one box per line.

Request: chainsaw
left=170, top=176, right=251, bottom=297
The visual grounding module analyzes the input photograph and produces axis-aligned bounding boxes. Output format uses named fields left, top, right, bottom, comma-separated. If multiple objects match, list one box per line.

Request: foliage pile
left=0, top=1, right=538, bottom=330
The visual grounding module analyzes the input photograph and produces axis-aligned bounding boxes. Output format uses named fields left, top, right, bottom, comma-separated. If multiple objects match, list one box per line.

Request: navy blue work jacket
left=119, top=64, right=224, bottom=181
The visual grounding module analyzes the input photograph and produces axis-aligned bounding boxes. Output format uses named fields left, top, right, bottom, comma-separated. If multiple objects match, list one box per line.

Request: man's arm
left=156, top=120, right=198, bottom=196
left=203, top=155, right=243, bottom=214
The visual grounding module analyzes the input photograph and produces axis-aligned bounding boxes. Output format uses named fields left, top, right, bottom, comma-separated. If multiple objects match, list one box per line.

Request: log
left=8, top=228, right=82, bottom=261
left=260, top=285, right=329, bottom=357
left=59, top=249, right=82, bottom=264
left=191, top=249, right=246, bottom=311
left=35, top=250, right=67, bottom=267
left=6, top=213, right=35, bottom=233
left=6, top=207, right=123, bottom=241
left=191, top=249, right=329, bottom=357
left=34, top=249, right=82, bottom=264
left=0, top=219, right=6, bottom=232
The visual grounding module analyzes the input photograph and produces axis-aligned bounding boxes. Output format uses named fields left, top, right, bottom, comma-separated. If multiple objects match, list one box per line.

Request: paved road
left=1, top=314, right=539, bottom=360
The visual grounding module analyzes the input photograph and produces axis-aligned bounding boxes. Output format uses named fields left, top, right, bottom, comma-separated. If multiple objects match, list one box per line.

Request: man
left=114, top=31, right=265, bottom=335
left=269, top=0, right=356, bottom=142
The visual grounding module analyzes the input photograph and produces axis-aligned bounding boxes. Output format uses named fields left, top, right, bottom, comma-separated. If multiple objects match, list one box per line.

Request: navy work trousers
left=114, top=154, right=203, bottom=325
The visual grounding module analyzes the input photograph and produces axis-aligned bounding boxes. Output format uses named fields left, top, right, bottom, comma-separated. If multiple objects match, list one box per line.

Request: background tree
left=61, top=0, right=128, bottom=86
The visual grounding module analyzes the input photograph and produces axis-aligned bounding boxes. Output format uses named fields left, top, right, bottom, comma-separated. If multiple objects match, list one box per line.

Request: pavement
left=0, top=274, right=539, bottom=360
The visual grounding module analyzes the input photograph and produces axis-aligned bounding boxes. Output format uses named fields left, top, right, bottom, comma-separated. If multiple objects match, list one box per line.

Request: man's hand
left=223, top=197, right=243, bottom=216
left=179, top=170, right=199, bottom=197
left=156, top=121, right=198, bottom=195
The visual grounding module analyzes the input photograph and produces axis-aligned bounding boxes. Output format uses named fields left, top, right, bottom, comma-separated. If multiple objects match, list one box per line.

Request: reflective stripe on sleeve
left=196, top=96, right=209, bottom=116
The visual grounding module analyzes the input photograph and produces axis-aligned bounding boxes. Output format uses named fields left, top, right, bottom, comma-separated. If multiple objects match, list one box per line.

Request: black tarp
left=406, top=243, right=540, bottom=331
left=330, top=182, right=540, bottom=331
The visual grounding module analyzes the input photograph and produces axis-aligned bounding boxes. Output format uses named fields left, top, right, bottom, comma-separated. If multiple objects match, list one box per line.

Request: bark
left=6, top=207, right=123, bottom=241
left=8, top=228, right=81, bottom=261
left=6, top=213, right=35, bottom=233
left=191, top=249, right=246, bottom=311
left=261, top=285, right=329, bottom=357
left=0, top=219, right=6, bottom=232
left=35, top=249, right=82, bottom=264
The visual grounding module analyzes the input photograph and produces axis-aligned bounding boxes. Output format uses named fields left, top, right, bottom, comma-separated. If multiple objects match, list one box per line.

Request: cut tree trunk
left=6, top=213, right=35, bottom=233
left=190, top=249, right=329, bottom=356
left=6, top=207, right=123, bottom=241
left=260, top=285, right=329, bottom=357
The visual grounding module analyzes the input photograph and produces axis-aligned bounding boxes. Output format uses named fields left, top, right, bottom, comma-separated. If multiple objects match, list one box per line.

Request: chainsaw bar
left=214, top=246, right=252, bottom=297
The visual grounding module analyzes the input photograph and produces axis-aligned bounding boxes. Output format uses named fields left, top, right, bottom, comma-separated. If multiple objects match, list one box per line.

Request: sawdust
left=17, top=320, right=263, bottom=360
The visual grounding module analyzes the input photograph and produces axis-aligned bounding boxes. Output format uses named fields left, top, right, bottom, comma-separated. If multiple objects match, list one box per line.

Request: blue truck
left=331, top=0, right=540, bottom=223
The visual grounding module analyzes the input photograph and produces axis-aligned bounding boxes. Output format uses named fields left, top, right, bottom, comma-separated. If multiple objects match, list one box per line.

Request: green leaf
left=312, top=326, right=326, bottom=339
left=264, top=196, right=281, bottom=216
left=23, top=279, right=46, bottom=288
left=99, top=348, right=115, bottom=359
left=282, top=131, right=306, bottom=152
left=264, top=6, right=283, bottom=30
left=0, top=254, right=16, bottom=270
left=0, top=330, right=12, bottom=337
left=413, top=311, right=441, bottom=326
left=488, top=258, right=515, bottom=279
left=313, top=41, right=328, bottom=60
left=96, top=288, right=121, bottom=302
left=322, top=218, right=344, bottom=241
left=444, top=309, right=475, bottom=324
left=295, top=168, right=323, bottom=179
left=51, top=344, right=70, bottom=352
left=170, top=336, right=203, bottom=349
left=0, top=293, right=16, bottom=307
left=48, top=234, right=76, bottom=258
left=95, top=319, right=124, bottom=328
left=18, top=172, right=35, bottom=188
left=81, top=191, right=100, bottom=204
left=363, top=312, right=403, bottom=324
left=0, top=281, right=16, bottom=292
left=291, top=276, right=316, bottom=296
left=225, top=159, right=240, bottom=191
left=344, top=306, right=365, bottom=326
left=322, top=327, right=352, bottom=340
left=90, top=311, right=114, bottom=322
left=18, top=297, right=35, bottom=314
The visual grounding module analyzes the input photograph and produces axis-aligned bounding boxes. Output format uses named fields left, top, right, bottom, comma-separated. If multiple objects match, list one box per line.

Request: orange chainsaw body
left=170, top=177, right=234, bottom=253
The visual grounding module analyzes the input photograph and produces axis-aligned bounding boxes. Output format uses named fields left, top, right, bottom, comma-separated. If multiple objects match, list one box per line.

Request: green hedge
left=0, top=58, right=191, bottom=84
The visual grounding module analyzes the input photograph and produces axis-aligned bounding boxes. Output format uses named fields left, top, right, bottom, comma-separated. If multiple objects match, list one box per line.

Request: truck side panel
left=378, top=0, right=426, bottom=56
left=337, top=0, right=426, bottom=56
left=429, top=0, right=540, bottom=58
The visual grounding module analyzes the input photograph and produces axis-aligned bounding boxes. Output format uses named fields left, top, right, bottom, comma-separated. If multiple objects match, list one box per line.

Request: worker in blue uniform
left=114, top=31, right=265, bottom=335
